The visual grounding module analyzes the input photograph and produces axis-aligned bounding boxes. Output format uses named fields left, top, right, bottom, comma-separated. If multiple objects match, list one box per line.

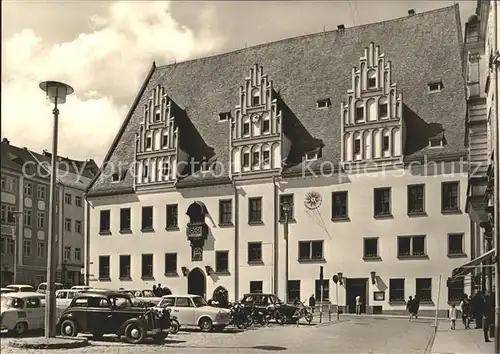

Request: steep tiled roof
left=87, top=5, right=466, bottom=197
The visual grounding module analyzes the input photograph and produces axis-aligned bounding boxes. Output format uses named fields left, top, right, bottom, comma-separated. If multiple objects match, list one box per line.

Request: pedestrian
left=152, top=285, right=158, bottom=296
left=483, top=293, right=493, bottom=343
left=355, top=295, right=362, bottom=315
left=460, top=294, right=471, bottom=329
left=449, top=304, right=457, bottom=330
left=413, top=294, right=420, bottom=319
left=471, top=291, right=484, bottom=328
left=406, top=296, right=414, bottom=321
left=309, top=295, right=316, bottom=313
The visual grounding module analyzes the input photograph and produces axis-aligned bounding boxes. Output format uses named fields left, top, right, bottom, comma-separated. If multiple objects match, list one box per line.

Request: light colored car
left=6, top=284, right=35, bottom=293
left=0, top=288, right=16, bottom=295
left=132, top=289, right=162, bottom=306
left=36, top=282, right=63, bottom=294
left=155, top=294, right=231, bottom=332
left=55, top=289, right=81, bottom=308
left=0, top=292, right=45, bottom=335
left=70, top=285, right=92, bottom=291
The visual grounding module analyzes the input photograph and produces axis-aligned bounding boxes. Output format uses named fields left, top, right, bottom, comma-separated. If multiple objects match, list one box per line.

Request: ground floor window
left=250, top=281, right=263, bottom=293
left=389, top=279, right=405, bottom=302
left=416, top=278, right=432, bottom=302
left=315, top=279, right=329, bottom=301
left=287, top=280, right=300, bottom=303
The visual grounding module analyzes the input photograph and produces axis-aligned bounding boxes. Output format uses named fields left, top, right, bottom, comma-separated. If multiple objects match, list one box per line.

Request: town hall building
left=86, top=5, right=470, bottom=315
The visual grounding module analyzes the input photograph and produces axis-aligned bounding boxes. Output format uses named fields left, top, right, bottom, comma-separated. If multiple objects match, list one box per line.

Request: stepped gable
left=87, top=4, right=465, bottom=197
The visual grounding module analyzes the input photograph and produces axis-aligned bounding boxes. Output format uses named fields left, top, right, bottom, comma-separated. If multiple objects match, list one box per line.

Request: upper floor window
left=298, top=240, right=324, bottom=261
left=242, top=152, right=250, bottom=168
left=378, top=103, right=388, bottom=118
left=99, top=255, right=110, bottom=280
left=247, top=242, right=262, bottom=263
left=141, top=254, right=154, bottom=279
left=332, top=191, right=348, bottom=220
left=316, top=98, right=331, bottom=109
left=162, top=161, right=170, bottom=177
left=64, top=193, right=72, bottom=205
left=354, top=139, right=361, bottom=154
left=141, top=206, right=154, bottom=231
left=248, top=197, right=262, bottom=224
left=407, top=184, right=425, bottom=214
left=219, top=200, right=232, bottom=226
left=119, top=255, right=131, bottom=279
left=166, top=204, right=178, bottom=230
left=374, top=187, right=391, bottom=217
left=262, top=150, right=270, bottom=165
left=75, top=220, right=82, bottom=234
left=448, top=233, right=465, bottom=256
left=120, top=208, right=131, bottom=232
left=429, top=136, right=443, bottom=148
left=363, top=238, right=379, bottom=259
left=252, top=95, right=260, bottom=106
left=305, top=151, right=318, bottom=161
left=367, top=77, right=376, bottom=89
left=252, top=152, right=260, bottom=166
left=428, top=81, right=443, bottom=93
left=64, top=218, right=71, bottom=232
left=262, top=119, right=270, bottom=133
left=75, top=196, right=82, bottom=207
left=99, top=210, right=111, bottom=234
left=398, top=235, right=426, bottom=257
left=145, top=136, right=152, bottom=149
left=143, top=162, right=149, bottom=178
left=355, top=107, right=364, bottom=121
left=242, top=122, right=250, bottom=137
left=162, top=133, right=169, bottom=148
left=154, top=107, right=161, bottom=122
left=382, top=136, right=390, bottom=151
left=24, top=182, right=32, bottom=197
left=37, top=185, right=46, bottom=199
left=441, top=182, right=460, bottom=212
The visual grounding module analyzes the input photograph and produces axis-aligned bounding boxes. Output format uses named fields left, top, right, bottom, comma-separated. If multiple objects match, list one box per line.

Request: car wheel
left=124, top=322, right=146, bottom=344
left=12, top=322, right=27, bottom=336
left=199, top=317, right=213, bottom=332
left=60, top=319, right=78, bottom=337
left=170, top=319, right=180, bottom=334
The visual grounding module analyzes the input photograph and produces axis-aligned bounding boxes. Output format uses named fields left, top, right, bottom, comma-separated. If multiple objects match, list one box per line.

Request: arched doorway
left=187, top=268, right=206, bottom=297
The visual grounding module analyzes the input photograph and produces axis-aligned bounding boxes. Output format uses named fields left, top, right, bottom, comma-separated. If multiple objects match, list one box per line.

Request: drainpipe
left=273, top=176, right=279, bottom=295
left=232, top=182, right=239, bottom=301
left=84, top=195, right=91, bottom=286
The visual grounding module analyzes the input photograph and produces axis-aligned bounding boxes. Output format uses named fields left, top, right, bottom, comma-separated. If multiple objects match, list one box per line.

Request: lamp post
left=39, top=80, right=73, bottom=338
left=10, top=211, right=23, bottom=284
left=282, top=201, right=291, bottom=304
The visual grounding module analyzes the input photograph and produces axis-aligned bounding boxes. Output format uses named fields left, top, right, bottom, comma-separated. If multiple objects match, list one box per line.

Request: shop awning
left=452, top=248, right=496, bottom=278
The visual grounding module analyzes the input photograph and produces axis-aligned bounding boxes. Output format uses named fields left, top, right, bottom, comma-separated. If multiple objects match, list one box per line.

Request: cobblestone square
left=1, top=317, right=435, bottom=354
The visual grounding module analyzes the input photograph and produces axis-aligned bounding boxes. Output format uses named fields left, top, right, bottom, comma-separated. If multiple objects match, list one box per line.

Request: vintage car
left=240, top=293, right=300, bottom=323
left=6, top=284, right=35, bottom=293
left=0, top=292, right=45, bottom=335
left=55, top=289, right=81, bottom=308
left=56, top=291, right=169, bottom=343
left=0, top=288, right=16, bottom=295
left=130, top=290, right=162, bottom=306
left=36, top=282, right=64, bottom=294
left=70, top=285, right=92, bottom=291
left=155, top=294, right=231, bottom=332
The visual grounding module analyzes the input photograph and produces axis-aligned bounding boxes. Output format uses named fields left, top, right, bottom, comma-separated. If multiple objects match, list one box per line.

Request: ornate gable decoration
left=341, top=43, right=404, bottom=165
left=135, top=84, right=178, bottom=188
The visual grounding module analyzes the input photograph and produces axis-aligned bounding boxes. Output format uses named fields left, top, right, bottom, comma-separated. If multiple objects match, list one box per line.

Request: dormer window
left=162, top=132, right=168, bottom=148
left=355, top=107, right=364, bottom=121
left=262, top=119, right=270, bottom=133
left=379, top=103, right=388, bottom=118
left=145, top=136, right=152, bottom=149
left=242, top=153, right=250, bottom=167
left=428, top=81, right=443, bottom=93
left=242, top=122, right=250, bottom=137
left=317, top=98, right=331, bottom=109
left=354, top=139, right=361, bottom=154
left=305, top=151, right=318, bottom=161
left=252, top=152, right=260, bottom=166
left=112, top=173, right=120, bottom=182
left=429, top=137, right=443, bottom=148
left=383, top=136, right=390, bottom=151
left=219, top=112, right=230, bottom=122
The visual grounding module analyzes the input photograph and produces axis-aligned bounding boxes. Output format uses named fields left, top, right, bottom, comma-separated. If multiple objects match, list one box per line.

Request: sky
left=1, top=0, right=476, bottom=165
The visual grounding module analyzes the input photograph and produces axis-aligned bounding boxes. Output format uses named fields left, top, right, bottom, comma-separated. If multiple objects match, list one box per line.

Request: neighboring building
left=460, top=0, right=498, bottom=295
left=86, top=5, right=470, bottom=315
left=0, top=138, right=97, bottom=287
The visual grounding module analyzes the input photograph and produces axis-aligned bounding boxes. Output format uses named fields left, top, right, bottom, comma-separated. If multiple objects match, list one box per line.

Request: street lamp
left=282, top=201, right=291, bottom=303
left=9, top=211, right=23, bottom=284
left=39, top=80, right=73, bottom=338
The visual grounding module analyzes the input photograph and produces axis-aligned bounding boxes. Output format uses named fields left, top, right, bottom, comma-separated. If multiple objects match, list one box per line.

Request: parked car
left=6, top=284, right=35, bottom=293
left=155, top=294, right=231, bottom=332
left=0, top=292, right=45, bottom=335
left=240, top=293, right=300, bottom=323
left=70, top=285, right=92, bottom=291
left=56, top=291, right=169, bottom=344
left=0, top=288, right=16, bottom=295
left=55, top=289, right=81, bottom=308
left=131, top=290, right=162, bottom=306
left=36, top=282, right=63, bottom=294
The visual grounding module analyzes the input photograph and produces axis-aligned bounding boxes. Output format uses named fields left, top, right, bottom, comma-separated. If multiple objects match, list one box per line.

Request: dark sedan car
left=56, top=291, right=169, bottom=344
left=240, top=293, right=300, bottom=323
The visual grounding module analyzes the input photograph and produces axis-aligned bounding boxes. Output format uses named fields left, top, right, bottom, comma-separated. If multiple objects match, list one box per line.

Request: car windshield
left=192, top=296, right=208, bottom=307
left=109, top=296, right=132, bottom=308
left=1, top=296, right=24, bottom=309
left=142, top=290, right=154, bottom=297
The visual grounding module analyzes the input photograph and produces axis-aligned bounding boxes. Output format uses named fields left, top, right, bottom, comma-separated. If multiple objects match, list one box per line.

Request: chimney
left=408, top=9, right=415, bottom=16
left=2, top=138, right=9, bottom=144
left=337, top=24, right=345, bottom=31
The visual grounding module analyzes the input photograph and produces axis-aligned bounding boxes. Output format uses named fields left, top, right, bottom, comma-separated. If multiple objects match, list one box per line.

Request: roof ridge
left=157, top=4, right=458, bottom=70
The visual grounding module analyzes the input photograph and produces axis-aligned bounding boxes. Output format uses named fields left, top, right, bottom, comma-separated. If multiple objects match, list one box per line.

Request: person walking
left=460, top=294, right=471, bottom=329
left=309, top=295, right=316, bottom=313
left=483, top=293, right=493, bottom=342
left=413, top=294, right=421, bottom=319
left=406, top=296, right=414, bottom=321
left=449, top=304, right=457, bottom=330
left=355, top=295, right=362, bottom=315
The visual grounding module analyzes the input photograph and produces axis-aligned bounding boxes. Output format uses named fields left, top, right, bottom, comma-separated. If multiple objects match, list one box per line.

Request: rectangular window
left=416, top=278, right=432, bottom=302
left=252, top=95, right=260, bottom=106
left=398, top=235, right=426, bottom=257
left=120, top=208, right=131, bottom=232
left=368, top=77, right=376, bottom=88
left=64, top=193, right=72, bottom=204
left=247, top=242, right=262, bottom=263
left=164, top=253, right=177, bottom=275
left=298, top=241, right=324, bottom=261
left=143, top=163, right=149, bottom=178
left=75, top=220, right=82, bottom=234
left=315, top=279, right=329, bottom=300
left=75, top=196, right=82, bottom=207
left=448, top=233, right=465, bottom=255
left=332, top=191, right=348, bottom=219
left=24, top=182, right=32, bottom=197
left=74, top=248, right=81, bottom=261
left=162, top=162, right=170, bottom=177
left=442, top=181, right=460, bottom=212
left=374, top=187, right=391, bottom=217
left=262, top=150, right=270, bottom=164
left=6, top=238, right=14, bottom=254
left=219, top=112, right=230, bottom=121
left=448, top=277, right=464, bottom=302
left=99, top=210, right=110, bottom=233
left=37, top=211, right=45, bottom=228
left=354, top=139, right=361, bottom=154
left=262, top=119, right=270, bottom=133
left=241, top=153, right=250, bottom=169
left=37, top=185, right=46, bottom=199
left=99, top=255, right=110, bottom=280
left=382, top=136, right=390, bottom=151
left=379, top=103, right=388, bottom=117
left=37, top=242, right=45, bottom=258
left=141, top=206, right=153, bottom=231
left=23, top=240, right=32, bottom=256
left=64, top=246, right=71, bottom=260
left=219, top=200, right=232, bottom=225
left=162, top=133, right=169, bottom=148
left=215, top=251, right=229, bottom=273
left=242, top=122, right=250, bottom=136
left=119, top=255, right=131, bottom=279
left=252, top=151, right=260, bottom=166
left=317, top=98, right=331, bottom=108
left=355, top=107, right=364, bottom=121
left=407, top=184, right=425, bottom=214
left=279, top=194, right=294, bottom=221
left=248, top=197, right=262, bottom=223
left=363, top=238, right=379, bottom=259
left=145, top=136, right=152, bottom=149
left=23, top=209, right=32, bottom=227
left=141, top=254, right=154, bottom=278
left=1, top=177, right=6, bottom=190
left=166, top=204, right=178, bottom=229
left=389, top=279, right=405, bottom=302
left=250, top=281, right=263, bottom=293
left=65, top=218, right=72, bottom=232
left=288, top=280, right=300, bottom=303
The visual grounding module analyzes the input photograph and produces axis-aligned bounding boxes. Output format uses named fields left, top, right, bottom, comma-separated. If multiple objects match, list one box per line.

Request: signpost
left=332, top=274, right=340, bottom=320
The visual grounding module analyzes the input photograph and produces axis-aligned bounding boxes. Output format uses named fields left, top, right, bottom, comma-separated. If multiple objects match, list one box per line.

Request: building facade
left=0, top=139, right=97, bottom=287
left=87, top=5, right=471, bottom=315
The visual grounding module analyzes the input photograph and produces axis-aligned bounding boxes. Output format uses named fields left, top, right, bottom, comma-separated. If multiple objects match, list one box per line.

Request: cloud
left=1, top=1, right=224, bottom=164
